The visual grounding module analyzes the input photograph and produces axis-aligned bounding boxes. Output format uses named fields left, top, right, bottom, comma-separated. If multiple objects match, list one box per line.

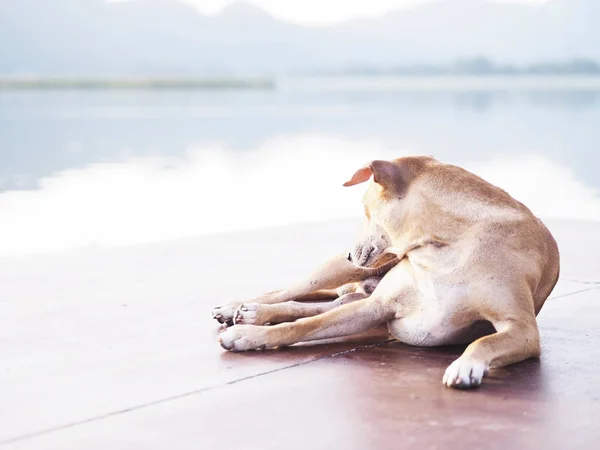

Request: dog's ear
left=343, top=166, right=373, bottom=187
left=343, top=160, right=400, bottom=190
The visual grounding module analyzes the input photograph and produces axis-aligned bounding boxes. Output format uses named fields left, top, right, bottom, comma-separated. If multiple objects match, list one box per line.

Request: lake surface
left=1, top=76, right=599, bottom=256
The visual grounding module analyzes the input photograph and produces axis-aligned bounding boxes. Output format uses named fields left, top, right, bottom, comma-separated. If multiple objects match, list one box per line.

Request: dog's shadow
left=217, top=325, right=546, bottom=397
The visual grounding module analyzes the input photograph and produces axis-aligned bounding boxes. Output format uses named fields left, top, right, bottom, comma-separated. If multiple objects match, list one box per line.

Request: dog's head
left=343, top=156, right=434, bottom=268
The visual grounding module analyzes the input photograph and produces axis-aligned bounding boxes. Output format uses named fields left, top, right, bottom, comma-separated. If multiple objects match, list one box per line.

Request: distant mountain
left=1, top=0, right=599, bottom=76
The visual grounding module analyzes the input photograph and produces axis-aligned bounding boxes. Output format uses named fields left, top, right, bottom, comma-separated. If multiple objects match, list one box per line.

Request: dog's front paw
left=443, top=357, right=490, bottom=389
left=218, top=325, right=270, bottom=352
left=212, top=303, right=241, bottom=326
left=233, top=303, right=273, bottom=326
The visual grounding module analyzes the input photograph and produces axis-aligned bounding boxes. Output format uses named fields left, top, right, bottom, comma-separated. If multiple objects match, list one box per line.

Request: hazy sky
left=105, top=0, right=547, bottom=25
left=180, top=0, right=547, bottom=25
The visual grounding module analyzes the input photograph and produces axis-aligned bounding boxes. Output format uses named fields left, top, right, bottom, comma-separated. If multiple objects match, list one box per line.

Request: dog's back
left=411, top=159, right=560, bottom=314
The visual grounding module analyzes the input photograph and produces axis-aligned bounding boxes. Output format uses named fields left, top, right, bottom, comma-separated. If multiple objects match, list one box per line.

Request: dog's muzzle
left=348, top=246, right=397, bottom=269
left=348, top=245, right=378, bottom=268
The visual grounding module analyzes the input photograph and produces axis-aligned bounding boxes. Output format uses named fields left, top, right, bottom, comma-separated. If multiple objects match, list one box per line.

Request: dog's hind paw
left=212, top=303, right=241, bottom=327
left=443, top=357, right=489, bottom=389
left=233, top=303, right=272, bottom=326
left=218, top=325, right=270, bottom=352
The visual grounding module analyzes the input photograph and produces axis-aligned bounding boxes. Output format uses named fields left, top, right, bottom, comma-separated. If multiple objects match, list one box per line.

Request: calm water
left=1, top=77, right=599, bottom=256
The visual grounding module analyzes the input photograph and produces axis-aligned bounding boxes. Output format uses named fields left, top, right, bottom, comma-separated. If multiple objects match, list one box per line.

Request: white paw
left=233, top=303, right=266, bottom=325
left=212, top=303, right=241, bottom=326
left=443, top=357, right=490, bottom=389
left=218, top=325, right=270, bottom=352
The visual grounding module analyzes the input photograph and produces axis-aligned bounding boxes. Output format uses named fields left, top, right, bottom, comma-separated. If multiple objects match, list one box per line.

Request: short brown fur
left=213, top=156, right=560, bottom=389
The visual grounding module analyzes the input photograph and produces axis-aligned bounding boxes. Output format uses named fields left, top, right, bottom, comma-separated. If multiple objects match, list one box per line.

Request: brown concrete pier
left=1, top=219, right=598, bottom=449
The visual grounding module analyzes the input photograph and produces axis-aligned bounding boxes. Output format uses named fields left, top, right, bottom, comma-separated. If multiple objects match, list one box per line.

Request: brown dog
left=213, top=156, right=560, bottom=389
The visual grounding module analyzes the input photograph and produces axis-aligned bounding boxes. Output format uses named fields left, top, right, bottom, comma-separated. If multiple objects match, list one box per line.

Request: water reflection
left=0, top=135, right=598, bottom=257
left=2, top=80, right=600, bottom=256
left=2, top=82, right=600, bottom=193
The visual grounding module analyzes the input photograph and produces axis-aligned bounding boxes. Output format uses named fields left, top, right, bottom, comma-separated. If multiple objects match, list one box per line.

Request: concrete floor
left=0, top=219, right=598, bottom=449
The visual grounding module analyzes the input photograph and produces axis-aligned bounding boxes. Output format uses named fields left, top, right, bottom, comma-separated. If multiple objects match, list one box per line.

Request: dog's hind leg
left=219, top=292, right=395, bottom=351
left=234, top=276, right=381, bottom=325
left=212, top=254, right=395, bottom=325
left=233, top=292, right=369, bottom=326
left=443, top=288, right=541, bottom=389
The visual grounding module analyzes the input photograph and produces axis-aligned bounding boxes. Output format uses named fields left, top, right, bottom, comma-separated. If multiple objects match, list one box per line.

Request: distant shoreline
left=281, top=75, right=600, bottom=92
left=0, top=77, right=276, bottom=90
left=3, top=75, right=600, bottom=92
